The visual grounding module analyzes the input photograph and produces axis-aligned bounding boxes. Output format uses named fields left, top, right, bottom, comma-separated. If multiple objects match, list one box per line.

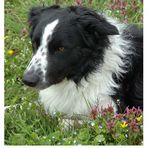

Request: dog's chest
left=39, top=78, right=117, bottom=115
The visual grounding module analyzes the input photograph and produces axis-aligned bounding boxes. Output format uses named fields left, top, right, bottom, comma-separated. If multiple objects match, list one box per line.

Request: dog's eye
left=57, top=47, right=64, bottom=52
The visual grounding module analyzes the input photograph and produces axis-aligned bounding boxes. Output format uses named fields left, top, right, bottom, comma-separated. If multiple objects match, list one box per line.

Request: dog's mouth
left=22, top=78, right=49, bottom=90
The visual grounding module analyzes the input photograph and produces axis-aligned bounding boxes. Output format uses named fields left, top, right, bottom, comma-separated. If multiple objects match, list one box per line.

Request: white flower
left=73, top=131, right=77, bottom=135
left=91, top=122, right=95, bottom=126
left=73, top=140, right=77, bottom=144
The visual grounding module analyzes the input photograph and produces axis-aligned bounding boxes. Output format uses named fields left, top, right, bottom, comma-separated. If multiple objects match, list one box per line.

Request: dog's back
left=113, top=25, right=143, bottom=110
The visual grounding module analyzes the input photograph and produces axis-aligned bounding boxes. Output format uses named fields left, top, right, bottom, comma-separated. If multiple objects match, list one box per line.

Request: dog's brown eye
left=57, top=47, right=64, bottom=52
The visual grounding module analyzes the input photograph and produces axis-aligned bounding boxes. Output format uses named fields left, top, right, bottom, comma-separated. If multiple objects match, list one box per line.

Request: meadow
left=5, top=0, right=143, bottom=145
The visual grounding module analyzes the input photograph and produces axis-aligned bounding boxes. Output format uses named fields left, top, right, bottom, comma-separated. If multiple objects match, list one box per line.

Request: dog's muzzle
left=22, top=69, right=40, bottom=87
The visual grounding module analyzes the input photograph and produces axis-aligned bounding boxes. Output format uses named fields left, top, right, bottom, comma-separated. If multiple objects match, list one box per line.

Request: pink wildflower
left=75, top=0, right=82, bottom=6
left=90, top=106, right=98, bottom=119
left=106, top=120, right=115, bottom=130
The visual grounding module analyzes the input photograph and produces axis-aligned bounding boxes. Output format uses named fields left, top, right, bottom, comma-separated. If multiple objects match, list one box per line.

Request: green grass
left=5, top=0, right=143, bottom=145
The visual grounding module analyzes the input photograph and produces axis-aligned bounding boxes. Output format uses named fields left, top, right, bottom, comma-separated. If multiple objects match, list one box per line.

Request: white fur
left=25, top=19, right=59, bottom=82
left=39, top=78, right=117, bottom=115
left=39, top=18, right=132, bottom=116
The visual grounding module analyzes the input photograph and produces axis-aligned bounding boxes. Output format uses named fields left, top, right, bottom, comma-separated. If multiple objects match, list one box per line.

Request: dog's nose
left=22, top=71, right=40, bottom=87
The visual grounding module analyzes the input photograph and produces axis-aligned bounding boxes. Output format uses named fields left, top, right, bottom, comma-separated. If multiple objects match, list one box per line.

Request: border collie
left=22, top=5, right=143, bottom=116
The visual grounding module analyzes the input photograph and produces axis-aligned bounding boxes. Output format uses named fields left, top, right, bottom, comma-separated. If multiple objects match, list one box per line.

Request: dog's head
left=22, top=5, right=119, bottom=89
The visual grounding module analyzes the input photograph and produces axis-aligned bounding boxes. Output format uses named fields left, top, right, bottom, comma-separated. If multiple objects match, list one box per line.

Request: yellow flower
left=8, top=49, right=14, bottom=55
left=120, top=122, right=128, bottom=128
left=136, top=115, right=142, bottom=122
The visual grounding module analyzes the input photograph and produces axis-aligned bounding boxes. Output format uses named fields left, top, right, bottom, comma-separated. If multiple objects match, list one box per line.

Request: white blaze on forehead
left=25, top=19, right=59, bottom=82
left=42, top=19, right=59, bottom=46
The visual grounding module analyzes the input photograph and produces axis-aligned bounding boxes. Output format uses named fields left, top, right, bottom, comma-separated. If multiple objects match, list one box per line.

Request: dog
left=22, top=5, right=143, bottom=116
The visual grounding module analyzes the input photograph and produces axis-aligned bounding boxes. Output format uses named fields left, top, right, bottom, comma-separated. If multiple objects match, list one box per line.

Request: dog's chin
left=35, top=79, right=64, bottom=90
left=31, top=84, right=48, bottom=90
left=36, top=84, right=50, bottom=90
left=32, top=81, right=51, bottom=90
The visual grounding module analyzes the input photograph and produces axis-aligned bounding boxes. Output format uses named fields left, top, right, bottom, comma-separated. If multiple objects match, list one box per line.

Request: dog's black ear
left=28, top=5, right=60, bottom=27
left=76, top=9, right=119, bottom=35
left=28, top=6, right=45, bottom=27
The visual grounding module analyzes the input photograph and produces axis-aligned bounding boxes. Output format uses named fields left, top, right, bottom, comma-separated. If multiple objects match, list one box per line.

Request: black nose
left=22, top=71, right=40, bottom=87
